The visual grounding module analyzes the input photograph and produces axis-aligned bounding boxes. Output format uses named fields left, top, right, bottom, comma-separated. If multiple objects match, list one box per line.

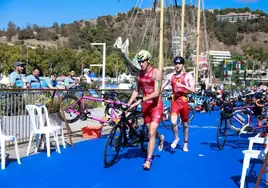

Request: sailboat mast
left=195, top=0, right=201, bottom=82
left=158, top=0, right=164, bottom=76
left=180, top=0, right=185, bottom=56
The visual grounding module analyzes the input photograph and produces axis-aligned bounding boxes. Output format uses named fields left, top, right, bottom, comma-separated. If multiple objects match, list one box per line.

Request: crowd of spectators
left=7, top=61, right=99, bottom=90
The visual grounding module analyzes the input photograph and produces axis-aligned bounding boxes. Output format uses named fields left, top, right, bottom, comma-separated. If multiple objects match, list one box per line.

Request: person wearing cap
left=64, top=70, right=78, bottom=89
left=25, top=67, right=42, bottom=89
left=9, top=61, right=25, bottom=88
left=41, top=72, right=58, bottom=89
left=162, top=56, right=195, bottom=152
left=82, top=68, right=92, bottom=84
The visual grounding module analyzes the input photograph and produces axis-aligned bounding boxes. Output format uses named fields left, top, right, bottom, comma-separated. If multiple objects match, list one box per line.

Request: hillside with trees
left=0, top=6, right=267, bottom=77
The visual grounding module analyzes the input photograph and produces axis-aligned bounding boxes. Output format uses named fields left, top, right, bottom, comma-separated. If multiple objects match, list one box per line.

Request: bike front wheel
left=104, top=124, right=122, bottom=167
left=217, top=119, right=227, bottom=150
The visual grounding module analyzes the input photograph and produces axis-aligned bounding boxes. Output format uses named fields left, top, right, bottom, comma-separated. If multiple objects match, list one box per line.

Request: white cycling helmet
left=135, top=50, right=152, bottom=62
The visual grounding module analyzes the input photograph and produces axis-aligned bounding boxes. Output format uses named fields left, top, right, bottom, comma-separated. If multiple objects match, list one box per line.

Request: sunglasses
left=138, top=59, right=149, bottom=64
left=138, top=61, right=146, bottom=64
left=174, top=62, right=184, bottom=65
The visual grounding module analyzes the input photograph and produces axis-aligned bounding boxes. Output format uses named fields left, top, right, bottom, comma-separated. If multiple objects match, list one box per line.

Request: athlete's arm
left=127, top=78, right=139, bottom=106
left=185, top=73, right=195, bottom=93
left=143, top=69, right=161, bottom=102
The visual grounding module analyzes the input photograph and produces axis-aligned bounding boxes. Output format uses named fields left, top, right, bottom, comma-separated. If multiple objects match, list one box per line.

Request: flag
left=233, top=61, right=237, bottom=70
left=240, top=61, right=245, bottom=70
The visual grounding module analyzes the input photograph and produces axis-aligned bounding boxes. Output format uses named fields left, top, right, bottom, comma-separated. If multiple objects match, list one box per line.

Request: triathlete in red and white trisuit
left=138, top=67, right=163, bottom=124
left=162, top=56, right=195, bottom=152
left=170, top=72, right=190, bottom=122
left=128, top=50, right=164, bottom=170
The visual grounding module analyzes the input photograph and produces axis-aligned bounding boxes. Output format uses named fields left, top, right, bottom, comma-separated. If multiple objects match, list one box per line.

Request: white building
left=203, top=51, right=232, bottom=66
left=172, top=33, right=188, bottom=58
left=216, top=12, right=260, bottom=22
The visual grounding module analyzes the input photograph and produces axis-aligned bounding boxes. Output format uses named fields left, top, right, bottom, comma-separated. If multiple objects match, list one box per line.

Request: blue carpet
left=0, top=111, right=266, bottom=188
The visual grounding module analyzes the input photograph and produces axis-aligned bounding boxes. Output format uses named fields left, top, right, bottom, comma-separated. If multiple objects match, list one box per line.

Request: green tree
left=6, top=21, right=17, bottom=41
left=53, top=22, right=60, bottom=34
left=106, top=51, right=125, bottom=77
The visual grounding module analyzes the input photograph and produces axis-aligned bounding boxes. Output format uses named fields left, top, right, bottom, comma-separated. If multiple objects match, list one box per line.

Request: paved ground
left=1, top=110, right=267, bottom=188
left=5, top=107, right=111, bottom=159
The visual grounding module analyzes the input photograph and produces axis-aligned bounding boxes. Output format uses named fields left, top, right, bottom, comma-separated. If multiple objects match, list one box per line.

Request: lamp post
left=158, top=0, right=164, bottom=77
left=195, top=0, right=201, bottom=83
left=90, top=43, right=106, bottom=90
left=180, top=0, right=185, bottom=57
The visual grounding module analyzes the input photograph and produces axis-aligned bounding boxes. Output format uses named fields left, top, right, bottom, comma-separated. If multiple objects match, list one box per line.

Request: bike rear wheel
left=60, top=95, right=81, bottom=123
left=227, top=109, right=249, bottom=132
left=217, top=119, right=227, bottom=150
left=103, top=124, right=122, bottom=167
left=161, top=111, right=182, bottom=130
left=188, top=105, right=195, bottom=122
left=162, top=104, right=195, bottom=129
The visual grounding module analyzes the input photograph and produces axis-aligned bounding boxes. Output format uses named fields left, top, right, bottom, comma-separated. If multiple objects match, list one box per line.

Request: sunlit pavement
left=0, top=111, right=265, bottom=188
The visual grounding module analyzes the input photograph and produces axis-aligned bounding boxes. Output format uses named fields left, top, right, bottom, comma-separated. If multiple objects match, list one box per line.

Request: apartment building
left=216, top=12, right=260, bottom=22
left=201, top=51, right=232, bottom=66
left=172, top=33, right=188, bottom=57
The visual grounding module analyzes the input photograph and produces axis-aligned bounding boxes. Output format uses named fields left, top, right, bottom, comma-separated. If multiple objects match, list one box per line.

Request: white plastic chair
left=26, top=104, right=65, bottom=157
left=240, top=134, right=268, bottom=188
left=41, top=105, right=66, bottom=149
left=0, top=118, right=21, bottom=170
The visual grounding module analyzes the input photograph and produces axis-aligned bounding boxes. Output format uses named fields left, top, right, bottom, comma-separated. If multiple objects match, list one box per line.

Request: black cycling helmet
left=173, top=56, right=185, bottom=65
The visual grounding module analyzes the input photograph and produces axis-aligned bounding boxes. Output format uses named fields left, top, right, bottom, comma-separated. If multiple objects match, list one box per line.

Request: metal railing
left=0, top=90, right=53, bottom=146
left=0, top=88, right=132, bottom=147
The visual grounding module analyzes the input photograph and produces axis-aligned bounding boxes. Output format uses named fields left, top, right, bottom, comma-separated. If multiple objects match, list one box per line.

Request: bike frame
left=66, top=93, right=128, bottom=125
left=119, top=110, right=144, bottom=147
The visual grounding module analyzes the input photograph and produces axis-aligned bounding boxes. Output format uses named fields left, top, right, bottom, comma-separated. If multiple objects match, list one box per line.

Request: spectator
left=42, top=72, right=58, bottom=89
left=9, top=61, right=26, bottom=88
left=82, top=68, right=92, bottom=84
left=200, top=80, right=206, bottom=96
left=64, top=70, right=78, bottom=89
left=25, top=67, right=41, bottom=89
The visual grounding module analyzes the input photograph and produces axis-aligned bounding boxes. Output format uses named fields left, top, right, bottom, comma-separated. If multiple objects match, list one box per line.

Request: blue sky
left=0, top=0, right=266, bottom=29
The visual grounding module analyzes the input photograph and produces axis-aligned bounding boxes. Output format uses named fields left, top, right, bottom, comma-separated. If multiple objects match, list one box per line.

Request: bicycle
left=188, top=91, right=213, bottom=113
left=60, top=91, right=127, bottom=126
left=217, top=100, right=268, bottom=150
left=103, top=105, right=148, bottom=167
left=102, top=90, right=130, bottom=118
left=161, top=95, right=195, bottom=129
left=226, top=90, right=267, bottom=135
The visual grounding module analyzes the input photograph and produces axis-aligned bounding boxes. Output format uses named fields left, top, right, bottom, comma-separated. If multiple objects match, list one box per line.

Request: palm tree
left=244, top=47, right=267, bottom=86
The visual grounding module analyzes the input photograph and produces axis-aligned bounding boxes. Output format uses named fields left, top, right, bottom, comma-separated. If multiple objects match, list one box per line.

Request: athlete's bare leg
left=171, top=114, right=180, bottom=149
left=182, top=121, right=189, bottom=152
left=143, top=122, right=161, bottom=169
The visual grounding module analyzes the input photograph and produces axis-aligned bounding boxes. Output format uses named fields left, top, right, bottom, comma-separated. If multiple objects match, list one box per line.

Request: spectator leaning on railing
left=9, top=61, right=25, bottom=88
left=64, top=70, right=78, bottom=89
left=41, top=72, right=59, bottom=89
left=25, top=67, right=42, bottom=89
